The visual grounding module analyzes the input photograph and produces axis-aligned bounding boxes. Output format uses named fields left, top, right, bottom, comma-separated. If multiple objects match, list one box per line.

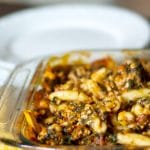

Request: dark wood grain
left=0, top=3, right=29, bottom=16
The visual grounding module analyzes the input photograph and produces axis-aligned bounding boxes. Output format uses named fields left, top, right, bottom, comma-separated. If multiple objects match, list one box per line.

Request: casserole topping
left=23, top=54, right=150, bottom=146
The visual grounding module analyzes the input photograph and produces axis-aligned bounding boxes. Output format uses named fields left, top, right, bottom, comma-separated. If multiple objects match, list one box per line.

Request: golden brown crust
left=23, top=55, right=150, bottom=146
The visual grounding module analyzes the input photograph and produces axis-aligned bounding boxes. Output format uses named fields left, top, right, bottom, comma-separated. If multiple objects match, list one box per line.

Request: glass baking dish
left=0, top=50, right=150, bottom=150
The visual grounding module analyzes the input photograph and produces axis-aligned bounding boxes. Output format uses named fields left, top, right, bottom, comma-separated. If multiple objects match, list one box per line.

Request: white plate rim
left=0, top=4, right=149, bottom=63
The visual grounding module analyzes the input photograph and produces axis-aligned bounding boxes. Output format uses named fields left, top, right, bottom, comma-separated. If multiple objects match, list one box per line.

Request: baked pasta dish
left=23, top=53, right=150, bottom=147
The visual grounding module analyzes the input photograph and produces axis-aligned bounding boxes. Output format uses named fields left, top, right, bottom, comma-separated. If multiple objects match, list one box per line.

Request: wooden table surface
left=0, top=3, right=30, bottom=17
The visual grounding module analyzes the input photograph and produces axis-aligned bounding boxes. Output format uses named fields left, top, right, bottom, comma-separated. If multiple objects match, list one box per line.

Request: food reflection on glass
left=22, top=52, right=150, bottom=147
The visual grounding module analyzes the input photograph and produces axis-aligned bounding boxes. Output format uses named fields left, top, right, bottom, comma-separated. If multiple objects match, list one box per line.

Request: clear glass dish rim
left=0, top=49, right=150, bottom=150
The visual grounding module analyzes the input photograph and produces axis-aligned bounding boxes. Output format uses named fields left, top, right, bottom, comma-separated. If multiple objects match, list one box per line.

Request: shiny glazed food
left=23, top=53, right=150, bottom=147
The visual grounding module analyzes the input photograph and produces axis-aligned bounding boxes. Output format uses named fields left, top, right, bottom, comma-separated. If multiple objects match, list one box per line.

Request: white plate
left=0, top=4, right=149, bottom=63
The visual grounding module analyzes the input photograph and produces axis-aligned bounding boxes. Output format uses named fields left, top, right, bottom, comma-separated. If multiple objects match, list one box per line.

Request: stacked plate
left=0, top=4, right=149, bottom=63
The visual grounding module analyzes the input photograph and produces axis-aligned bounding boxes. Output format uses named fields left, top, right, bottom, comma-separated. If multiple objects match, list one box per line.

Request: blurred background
left=0, top=0, right=150, bottom=18
left=0, top=0, right=150, bottom=64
